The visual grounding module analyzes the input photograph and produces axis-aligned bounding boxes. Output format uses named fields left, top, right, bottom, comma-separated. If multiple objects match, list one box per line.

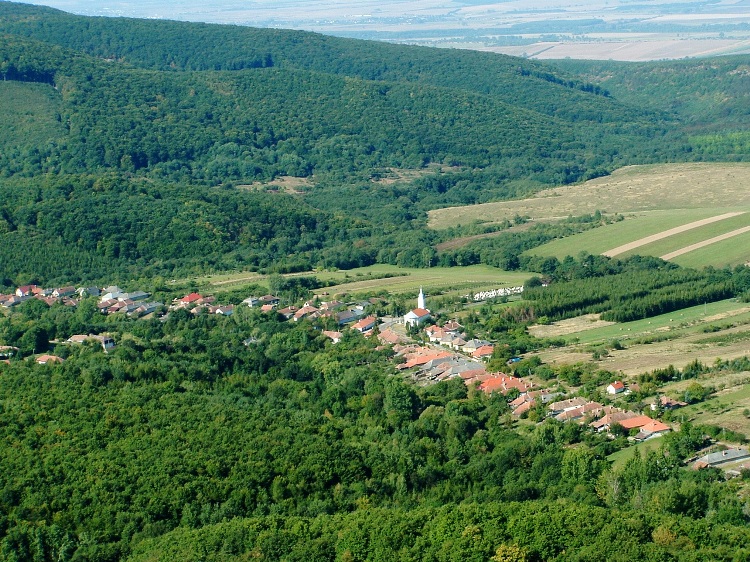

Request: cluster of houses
left=97, top=286, right=163, bottom=317
left=506, top=392, right=675, bottom=441
left=244, top=293, right=382, bottom=328
left=170, top=293, right=234, bottom=316
left=0, top=284, right=83, bottom=308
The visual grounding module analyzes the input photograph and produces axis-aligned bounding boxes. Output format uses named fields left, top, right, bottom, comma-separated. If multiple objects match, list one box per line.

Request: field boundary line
left=661, top=225, right=750, bottom=260
left=602, top=211, right=745, bottom=257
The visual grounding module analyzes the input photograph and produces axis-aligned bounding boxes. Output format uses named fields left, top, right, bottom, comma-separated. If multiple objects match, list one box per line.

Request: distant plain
left=21, top=0, right=750, bottom=61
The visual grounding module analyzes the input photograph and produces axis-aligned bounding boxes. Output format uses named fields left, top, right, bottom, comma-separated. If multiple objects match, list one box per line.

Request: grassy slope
left=428, top=163, right=750, bottom=230
left=197, top=264, right=532, bottom=297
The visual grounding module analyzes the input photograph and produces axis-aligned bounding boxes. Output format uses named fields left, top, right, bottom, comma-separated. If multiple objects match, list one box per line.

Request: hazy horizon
left=10, top=0, right=750, bottom=60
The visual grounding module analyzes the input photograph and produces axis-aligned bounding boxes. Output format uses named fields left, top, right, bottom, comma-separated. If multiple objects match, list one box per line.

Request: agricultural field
left=532, top=299, right=750, bottom=376
left=428, top=163, right=750, bottom=229
left=196, top=264, right=532, bottom=298
left=530, top=210, right=750, bottom=267
left=429, top=162, right=750, bottom=268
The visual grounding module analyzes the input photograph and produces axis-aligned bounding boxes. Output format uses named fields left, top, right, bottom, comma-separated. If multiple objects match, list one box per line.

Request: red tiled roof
left=399, top=350, right=453, bottom=369
left=618, top=415, right=656, bottom=430
left=513, top=400, right=535, bottom=416
left=478, top=375, right=531, bottom=394
left=352, top=315, right=376, bottom=331
left=639, top=420, right=671, bottom=433
left=472, top=345, right=494, bottom=358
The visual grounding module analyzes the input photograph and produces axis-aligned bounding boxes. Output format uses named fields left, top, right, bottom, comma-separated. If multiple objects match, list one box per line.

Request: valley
left=2, top=3, right=750, bottom=561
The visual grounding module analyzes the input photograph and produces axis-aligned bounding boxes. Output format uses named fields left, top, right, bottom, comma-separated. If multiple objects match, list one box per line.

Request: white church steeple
left=417, top=286, right=426, bottom=310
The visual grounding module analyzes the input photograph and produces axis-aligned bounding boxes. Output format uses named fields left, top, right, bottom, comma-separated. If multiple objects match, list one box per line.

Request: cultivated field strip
left=603, top=212, right=746, bottom=257
left=661, top=226, right=750, bottom=260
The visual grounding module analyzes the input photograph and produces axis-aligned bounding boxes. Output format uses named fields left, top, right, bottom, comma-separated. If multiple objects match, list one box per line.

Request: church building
left=404, top=287, right=431, bottom=327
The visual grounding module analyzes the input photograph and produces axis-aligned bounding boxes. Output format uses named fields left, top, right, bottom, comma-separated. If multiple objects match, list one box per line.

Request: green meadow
left=197, top=264, right=533, bottom=297
left=670, top=231, right=750, bottom=269
left=608, top=436, right=666, bottom=470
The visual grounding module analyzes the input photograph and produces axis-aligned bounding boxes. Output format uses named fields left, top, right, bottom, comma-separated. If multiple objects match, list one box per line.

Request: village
left=1, top=280, right=746, bottom=473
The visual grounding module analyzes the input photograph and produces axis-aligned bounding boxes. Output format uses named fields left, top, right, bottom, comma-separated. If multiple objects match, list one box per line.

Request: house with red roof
left=634, top=420, right=672, bottom=441
left=178, top=292, right=204, bottom=305
left=478, top=374, right=532, bottom=395
left=472, top=345, right=495, bottom=359
left=15, top=285, right=39, bottom=297
left=36, top=354, right=64, bottom=365
left=607, top=380, right=626, bottom=395
left=293, top=304, right=319, bottom=322
left=352, top=315, right=377, bottom=333
left=618, top=415, right=658, bottom=431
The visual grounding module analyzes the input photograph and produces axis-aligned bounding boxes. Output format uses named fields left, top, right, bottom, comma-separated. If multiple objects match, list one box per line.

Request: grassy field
left=193, top=264, right=533, bottom=298
left=608, top=436, right=666, bottom=470
left=670, top=231, right=750, bottom=269
left=428, top=163, right=750, bottom=230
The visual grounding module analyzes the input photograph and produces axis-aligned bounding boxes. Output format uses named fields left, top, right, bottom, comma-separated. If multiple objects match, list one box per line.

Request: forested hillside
left=0, top=1, right=721, bottom=284
left=1, top=309, right=748, bottom=561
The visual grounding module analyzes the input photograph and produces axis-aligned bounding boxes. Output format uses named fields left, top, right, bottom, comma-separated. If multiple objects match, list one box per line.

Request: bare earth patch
left=529, top=314, right=615, bottom=338
left=237, top=176, right=313, bottom=194
left=603, top=212, right=745, bottom=257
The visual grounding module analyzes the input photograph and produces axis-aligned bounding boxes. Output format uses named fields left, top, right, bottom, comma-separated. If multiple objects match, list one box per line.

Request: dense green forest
left=0, top=308, right=748, bottom=562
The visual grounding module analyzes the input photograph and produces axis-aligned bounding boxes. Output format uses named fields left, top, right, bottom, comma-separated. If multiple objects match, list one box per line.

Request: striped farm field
left=525, top=208, right=730, bottom=260
left=610, top=211, right=750, bottom=263
left=670, top=231, right=750, bottom=269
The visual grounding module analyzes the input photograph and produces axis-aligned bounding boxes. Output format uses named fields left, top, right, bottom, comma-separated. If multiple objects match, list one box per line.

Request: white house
left=607, top=381, right=626, bottom=395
